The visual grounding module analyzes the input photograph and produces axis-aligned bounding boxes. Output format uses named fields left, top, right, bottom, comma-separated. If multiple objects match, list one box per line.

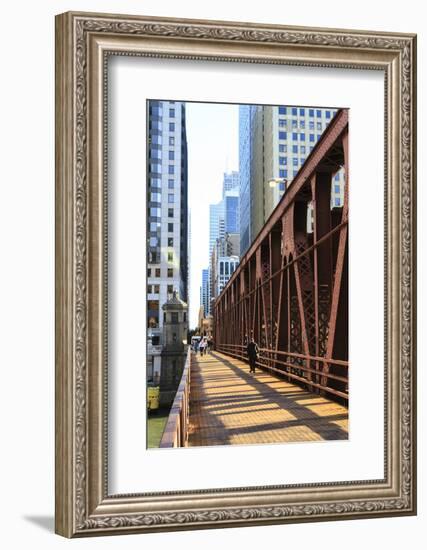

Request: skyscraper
left=200, top=268, right=209, bottom=317
left=206, top=171, right=240, bottom=314
left=223, top=189, right=239, bottom=234
left=147, top=99, right=188, bottom=340
left=239, top=105, right=257, bottom=256
left=222, top=170, right=240, bottom=195
left=209, top=200, right=225, bottom=258
left=239, top=104, right=345, bottom=255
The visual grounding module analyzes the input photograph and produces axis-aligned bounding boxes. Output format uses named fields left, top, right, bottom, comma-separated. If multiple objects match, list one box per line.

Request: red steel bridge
left=214, top=109, right=349, bottom=403
left=160, top=109, right=349, bottom=448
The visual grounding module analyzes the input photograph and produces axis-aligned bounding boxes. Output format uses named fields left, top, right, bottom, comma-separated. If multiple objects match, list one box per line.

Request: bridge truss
left=214, top=109, right=349, bottom=402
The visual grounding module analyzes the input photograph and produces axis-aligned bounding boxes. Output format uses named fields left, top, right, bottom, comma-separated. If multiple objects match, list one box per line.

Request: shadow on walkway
left=188, top=351, right=348, bottom=447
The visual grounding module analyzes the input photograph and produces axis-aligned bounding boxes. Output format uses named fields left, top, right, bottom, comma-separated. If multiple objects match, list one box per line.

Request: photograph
left=146, top=100, right=349, bottom=449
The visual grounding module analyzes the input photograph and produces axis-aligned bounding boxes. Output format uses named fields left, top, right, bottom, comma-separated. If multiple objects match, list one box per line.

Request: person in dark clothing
left=246, top=338, right=259, bottom=373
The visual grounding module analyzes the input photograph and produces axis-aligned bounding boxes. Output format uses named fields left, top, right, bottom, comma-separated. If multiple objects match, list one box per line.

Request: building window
left=168, top=252, right=173, bottom=262
left=147, top=268, right=152, bottom=277
left=279, top=106, right=287, bottom=114
left=279, top=144, right=287, bottom=153
left=168, top=223, right=173, bottom=232
left=279, top=131, right=287, bottom=140
left=150, top=177, right=161, bottom=188
left=279, top=157, right=287, bottom=165
left=292, top=145, right=298, bottom=153
left=225, top=263, right=229, bottom=275
left=183, top=312, right=187, bottom=322
left=299, top=133, right=305, bottom=141
left=155, top=268, right=161, bottom=277
left=147, top=300, right=159, bottom=311
left=301, top=145, right=306, bottom=154
left=168, top=208, right=174, bottom=218
left=168, top=237, right=174, bottom=246
left=335, top=174, right=340, bottom=181
left=299, top=108, right=305, bottom=116
left=291, top=107, right=297, bottom=116
left=293, top=158, right=298, bottom=166
left=279, top=182, right=286, bottom=191
left=171, top=312, right=179, bottom=323
left=292, top=119, right=298, bottom=129
left=316, top=109, right=321, bottom=117
left=168, top=165, right=174, bottom=174
left=169, top=108, right=175, bottom=117
left=279, top=169, right=288, bottom=178
left=334, top=185, right=340, bottom=193
left=168, top=194, right=174, bottom=203
left=220, top=262, right=224, bottom=275
left=167, top=268, right=173, bottom=277
left=168, top=179, right=174, bottom=189
left=167, top=284, right=173, bottom=294
left=169, top=136, right=175, bottom=146
left=326, top=110, right=331, bottom=118
left=292, top=132, right=298, bottom=140
left=168, top=150, right=175, bottom=161
left=300, top=120, right=305, bottom=129
left=309, top=134, right=315, bottom=142
left=335, top=198, right=340, bottom=206
left=148, top=315, right=159, bottom=328
left=154, top=284, right=160, bottom=293
left=150, top=148, right=162, bottom=160
left=309, top=121, right=314, bottom=130
left=279, top=119, right=286, bottom=127
left=293, top=170, right=298, bottom=177
left=169, top=122, right=175, bottom=132
left=309, top=109, right=314, bottom=117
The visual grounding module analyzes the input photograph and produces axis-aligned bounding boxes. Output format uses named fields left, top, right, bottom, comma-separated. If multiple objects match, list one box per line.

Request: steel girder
left=214, top=109, right=349, bottom=401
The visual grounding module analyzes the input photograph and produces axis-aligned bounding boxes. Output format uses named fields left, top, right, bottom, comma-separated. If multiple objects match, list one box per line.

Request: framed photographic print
left=55, top=11, right=417, bottom=537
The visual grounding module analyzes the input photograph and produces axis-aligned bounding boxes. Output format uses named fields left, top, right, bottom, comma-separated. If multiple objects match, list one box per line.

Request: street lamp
left=268, top=177, right=288, bottom=189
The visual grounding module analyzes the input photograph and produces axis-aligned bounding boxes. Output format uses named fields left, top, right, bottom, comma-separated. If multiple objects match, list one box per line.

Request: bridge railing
left=215, top=343, right=348, bottom=401
left=159, top=347, right=191, bottom=448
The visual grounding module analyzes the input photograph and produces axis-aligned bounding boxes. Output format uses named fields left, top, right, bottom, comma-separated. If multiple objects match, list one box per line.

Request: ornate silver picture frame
left=55, top=11, right=416, bottom=537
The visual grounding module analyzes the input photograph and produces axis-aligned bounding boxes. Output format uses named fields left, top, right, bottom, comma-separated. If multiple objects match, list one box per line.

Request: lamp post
left=268, top=177, right=288, bottom=190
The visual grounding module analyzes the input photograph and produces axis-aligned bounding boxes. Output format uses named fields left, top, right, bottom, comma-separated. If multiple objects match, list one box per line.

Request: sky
left=185, top=102, right=239, bottom=328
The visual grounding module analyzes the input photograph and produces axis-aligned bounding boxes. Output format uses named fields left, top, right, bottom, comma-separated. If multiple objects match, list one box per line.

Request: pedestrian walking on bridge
left=246, top=338, right=259, bottom=373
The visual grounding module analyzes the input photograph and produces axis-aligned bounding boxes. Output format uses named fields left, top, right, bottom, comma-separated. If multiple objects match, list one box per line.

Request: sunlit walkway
left=188, top=351, right=348, bottom=447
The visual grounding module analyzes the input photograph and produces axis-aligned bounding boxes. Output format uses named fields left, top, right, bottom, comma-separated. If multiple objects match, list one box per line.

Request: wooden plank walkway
left=188, top=351, right=348, bottom=447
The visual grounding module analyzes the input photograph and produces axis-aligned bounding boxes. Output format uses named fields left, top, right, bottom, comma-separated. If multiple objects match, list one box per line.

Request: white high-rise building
left=211, top=255, right=239, bottom=298
left=147, top=100, right=188, bottom=381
